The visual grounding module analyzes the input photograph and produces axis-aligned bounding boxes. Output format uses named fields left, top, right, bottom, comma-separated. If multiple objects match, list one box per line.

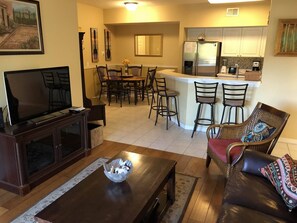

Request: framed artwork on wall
left=275, top=19, right=297, bottom=56
left=0, top=0, right=44, bottom=55
left=104, top=29, right=111, bottom=61
left=90, top=28, right=98, bottom=62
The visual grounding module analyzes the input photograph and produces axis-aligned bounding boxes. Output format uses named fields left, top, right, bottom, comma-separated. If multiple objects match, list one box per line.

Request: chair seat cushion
left=208, top=138, right=242, bottom=163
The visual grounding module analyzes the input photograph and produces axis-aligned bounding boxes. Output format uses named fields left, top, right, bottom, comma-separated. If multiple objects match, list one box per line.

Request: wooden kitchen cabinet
left=0, top=109, right=90, bottom=195
left=222, top=28, right=242, bottom=56
left=260, top=27, right=268, bottom=57
left=186, top=28, right=222, bottom=41
left=186, top=26, right=267, bottom=57
left=222, top=27, right=266, bottom=57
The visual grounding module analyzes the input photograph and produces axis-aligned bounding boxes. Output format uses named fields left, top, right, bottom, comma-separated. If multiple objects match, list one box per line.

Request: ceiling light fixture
left=208, top=0, right=264, bottom=3
left=124, top=2, right=138, bottom=11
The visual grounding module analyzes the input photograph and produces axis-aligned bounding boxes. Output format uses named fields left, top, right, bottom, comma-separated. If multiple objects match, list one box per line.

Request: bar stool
left=154, top=78, right=180, bottom=130
left=191, top=81, right=218, bottom=138
left=220, top=83, right=249, bottom=124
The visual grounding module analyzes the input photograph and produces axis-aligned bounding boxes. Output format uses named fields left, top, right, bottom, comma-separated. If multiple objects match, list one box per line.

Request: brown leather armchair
left=206, top=102, right=290, bottom=178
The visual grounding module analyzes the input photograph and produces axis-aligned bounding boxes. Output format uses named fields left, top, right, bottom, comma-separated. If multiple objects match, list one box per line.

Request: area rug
left=12, top=158, right=197, bottom=223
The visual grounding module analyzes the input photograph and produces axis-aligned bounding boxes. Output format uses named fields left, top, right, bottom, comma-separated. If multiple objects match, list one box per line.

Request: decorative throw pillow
left=260, top=154, right=297, bottom=211
left=241, top=120, right=276, bottom=142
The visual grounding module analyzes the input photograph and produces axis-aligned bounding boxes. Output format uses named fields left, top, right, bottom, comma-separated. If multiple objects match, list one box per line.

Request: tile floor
left=101, top=97, right=297, bottom=160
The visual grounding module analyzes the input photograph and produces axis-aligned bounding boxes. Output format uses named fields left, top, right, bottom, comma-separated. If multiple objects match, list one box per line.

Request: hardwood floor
left=0, top=140, right=225, bottom=223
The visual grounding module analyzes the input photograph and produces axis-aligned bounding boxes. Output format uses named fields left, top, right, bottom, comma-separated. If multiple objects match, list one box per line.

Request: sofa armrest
left=241, top=149, right=277, bottom=177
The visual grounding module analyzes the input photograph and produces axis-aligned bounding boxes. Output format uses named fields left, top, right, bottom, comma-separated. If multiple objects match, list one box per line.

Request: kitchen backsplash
left=220, top=57, right=264, bottom=70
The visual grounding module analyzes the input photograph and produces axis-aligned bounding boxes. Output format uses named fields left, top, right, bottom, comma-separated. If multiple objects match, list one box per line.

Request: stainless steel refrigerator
left=182, top=41, right=222, bottom=76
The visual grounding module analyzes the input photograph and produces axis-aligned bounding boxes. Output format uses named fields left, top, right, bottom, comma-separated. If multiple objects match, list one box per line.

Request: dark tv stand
left=0, top=110, right=90, bottom=195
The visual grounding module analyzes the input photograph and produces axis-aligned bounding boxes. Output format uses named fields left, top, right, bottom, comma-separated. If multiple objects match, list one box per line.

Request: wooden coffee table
left=35, top=151, right=176, bottom=223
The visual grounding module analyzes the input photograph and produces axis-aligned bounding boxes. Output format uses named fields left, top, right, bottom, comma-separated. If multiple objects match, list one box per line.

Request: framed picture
left=104, top=29, right=111, bottom=61
left=0, top=0, right=44, bottom=55
left=90, top=28, right=98, bottom=62
left=275, top=19, right=297, bottom=56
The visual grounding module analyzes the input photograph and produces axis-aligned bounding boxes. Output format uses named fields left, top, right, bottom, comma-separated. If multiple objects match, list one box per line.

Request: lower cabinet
left=0, top=110, right=90, bottom=195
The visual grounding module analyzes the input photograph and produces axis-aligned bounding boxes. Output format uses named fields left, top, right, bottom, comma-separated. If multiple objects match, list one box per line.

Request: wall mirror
left=134, top=34, right=163, bottom=57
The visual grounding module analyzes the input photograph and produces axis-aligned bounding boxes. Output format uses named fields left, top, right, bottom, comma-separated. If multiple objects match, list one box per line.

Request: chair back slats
left=107, top=68, right=122, bottom=79
left=96, top=65, right=107, bottom=82
left=154, top=77, right=167, bottom=95
left=128, top=65, right=142, bottom=77
left=194, top=82, right=218, bottom=103
left=222, top=83, right=248, bottom=106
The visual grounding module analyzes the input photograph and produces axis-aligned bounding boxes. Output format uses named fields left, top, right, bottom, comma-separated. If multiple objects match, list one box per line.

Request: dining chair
left=127, top=65, right=143, bottom=97
left=127, top=65, right=142, bottom=77
left=96, top=65, right=107, bottom=100
left=106, top=67, right=130, bottom=107
left=42, top=71, right=63, bottom=110
left=206, top=102, right=290, bottom=178
left=57, top=71, right=71, bottom=106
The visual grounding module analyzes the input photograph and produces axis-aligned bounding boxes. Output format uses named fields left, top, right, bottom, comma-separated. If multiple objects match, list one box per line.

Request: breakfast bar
left=157, top=69, right=261, bottom=131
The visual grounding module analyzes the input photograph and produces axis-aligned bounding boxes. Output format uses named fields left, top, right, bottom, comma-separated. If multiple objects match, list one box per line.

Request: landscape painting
left=0, top=0, right=44, bottom=55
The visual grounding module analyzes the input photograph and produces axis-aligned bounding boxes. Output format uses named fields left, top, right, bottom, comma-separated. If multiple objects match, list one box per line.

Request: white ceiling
left=76, top=0, right=208, bottom=9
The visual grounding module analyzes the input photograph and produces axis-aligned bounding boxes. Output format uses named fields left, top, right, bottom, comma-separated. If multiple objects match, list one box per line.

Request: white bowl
left=103, top=159, right=133, bottom=183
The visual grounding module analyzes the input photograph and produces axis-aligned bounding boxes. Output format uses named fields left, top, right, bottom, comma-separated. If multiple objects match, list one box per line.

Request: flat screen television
left=4, top=66, right=72, bottom=125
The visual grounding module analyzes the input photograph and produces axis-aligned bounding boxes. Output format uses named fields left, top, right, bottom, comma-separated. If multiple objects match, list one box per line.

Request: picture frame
left=0, top=0, right=44, bottom=55
left=90, top=28, right=98, bottom=62
left=274, top=19, right=297, bottom=56
left=104, top=29, right=111, bottom=61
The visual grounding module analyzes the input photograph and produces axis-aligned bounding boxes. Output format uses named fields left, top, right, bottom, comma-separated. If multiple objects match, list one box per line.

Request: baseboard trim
left=278, top=137, right=297, bottom=145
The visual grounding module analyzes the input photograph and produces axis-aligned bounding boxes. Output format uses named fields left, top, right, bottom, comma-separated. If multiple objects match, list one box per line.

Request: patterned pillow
left=241, top=120, right=276, bottom=142
left=260, top=154, right=297, bottom=211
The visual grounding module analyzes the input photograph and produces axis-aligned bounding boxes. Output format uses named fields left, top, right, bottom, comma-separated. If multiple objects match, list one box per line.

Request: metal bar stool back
left=191, top=81, right=218, bottom=138
left=145, top=66, right=157, bottom=107
left=220, top=83, right=249, bottom=124
left=154, top=77, right=180, bottom=130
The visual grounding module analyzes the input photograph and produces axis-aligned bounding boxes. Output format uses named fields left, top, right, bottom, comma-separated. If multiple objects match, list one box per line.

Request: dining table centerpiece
left=122, top=58, right=130, bottom=75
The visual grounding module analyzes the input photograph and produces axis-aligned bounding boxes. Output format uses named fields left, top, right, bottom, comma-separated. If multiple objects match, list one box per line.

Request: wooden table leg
left=134, top=82, right=138, bottom=105
left=167, top=166, right=175, bottom=204
left=141, top=80, right=145, bottom=101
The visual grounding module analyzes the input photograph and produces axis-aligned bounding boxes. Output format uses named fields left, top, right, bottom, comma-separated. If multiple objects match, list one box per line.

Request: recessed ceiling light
left=124, top=2, right=138, bottom=11
left=208, top=0, right=264, bottom=3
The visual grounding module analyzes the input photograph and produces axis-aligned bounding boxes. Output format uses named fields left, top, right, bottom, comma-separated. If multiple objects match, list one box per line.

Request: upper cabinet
left=221, top=28, right=242, bottom=56
left=186, top=28, right=222, bottom=41
left=260, top=27, right=268, bottom=57
left=186, top=27, right=267, bottom=57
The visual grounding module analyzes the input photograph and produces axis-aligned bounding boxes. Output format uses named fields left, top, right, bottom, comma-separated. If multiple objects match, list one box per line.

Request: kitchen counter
left=157, top=69, right=261, bottom=87
left=156, top=69, right=261, bottom=131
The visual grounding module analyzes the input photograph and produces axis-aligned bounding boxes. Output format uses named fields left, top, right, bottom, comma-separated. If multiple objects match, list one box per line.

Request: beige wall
left=254, top=0, right=297, bottom=140
left=111, top=23, right=180, bottom=68
left=77, top=3, right=105, bottom=98
left=103, top=2, right=270, bottom=27
left=0, top=0, right=83, bottom=111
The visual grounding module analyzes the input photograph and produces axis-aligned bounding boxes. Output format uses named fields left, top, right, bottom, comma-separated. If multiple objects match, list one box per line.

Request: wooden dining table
left=104, top=75, right=145, bottom=105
